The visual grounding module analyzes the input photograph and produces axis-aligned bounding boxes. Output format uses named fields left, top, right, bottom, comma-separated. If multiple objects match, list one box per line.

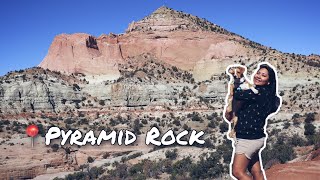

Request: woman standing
left=230, top=63, right=281, bottom=180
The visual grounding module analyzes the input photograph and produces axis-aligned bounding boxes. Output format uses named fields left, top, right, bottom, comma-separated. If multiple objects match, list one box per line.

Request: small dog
left=225, top=65, right=259, bottom=138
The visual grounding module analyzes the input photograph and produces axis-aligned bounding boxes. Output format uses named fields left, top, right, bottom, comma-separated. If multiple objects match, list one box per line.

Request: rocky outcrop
left=38, top=6, right=273, bottom=81
left=0, top=81, right=58, bottom=114
left=265, top=138, right=320, bottom=180
left=125, top=6, right=234, bottom=34
left=0, top=166, right=46, bottom=180
left=38, top=6, right=319, bottom=83
left=266, top=160, right=320, bottom=180
left=0, top=69, right=85, bottom=114
left=0, top=66, right=226, bottom=115
left=110, top=83, right=151, bottom=107
left=39, top=33, right=121, bottom=79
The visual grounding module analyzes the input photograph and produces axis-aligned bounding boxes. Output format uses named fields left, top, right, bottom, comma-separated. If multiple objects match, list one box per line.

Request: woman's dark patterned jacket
left=234, top=85, right=273, bottom=139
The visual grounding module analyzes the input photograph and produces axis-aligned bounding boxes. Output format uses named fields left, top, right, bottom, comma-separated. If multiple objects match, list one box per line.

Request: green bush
left=304, top=123, right=316, bottom=136
left=208, top=120, right=216, bottom=128
left=305, top=112, right=315, bottom=123
left=99, top=100, right=105, bottom=106
left=129, top=163, right=143, bottom=176
left=133, top=119, right=142, bottom=134
left=293, top=118, right=300, bottom=127
left=165, top=149, right=178, bottom=160
left=88, top=166, right=105, bottom=179
left=63, top=166, right=104, bottom=180
left=219, top=122, right=228, bottom=133
left=51, top=144, right=59, bottom=152
left=283, top=121, right=291, bottom=129
left=87, top=156, right=94, bottom=163
left=290, top=134, right=306, bottom=147
left=216, top=139, right=232, bottom=164
left=172, top=119, right=180, bottom=126
left=190, top=152, right=224, bottom=179
left=170, top=157, right=193, bottom=178
left=262, top=137, right=296, bottom=165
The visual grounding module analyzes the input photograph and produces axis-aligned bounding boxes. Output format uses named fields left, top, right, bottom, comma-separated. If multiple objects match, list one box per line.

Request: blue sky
left=0, top=0, right=319, bottom=76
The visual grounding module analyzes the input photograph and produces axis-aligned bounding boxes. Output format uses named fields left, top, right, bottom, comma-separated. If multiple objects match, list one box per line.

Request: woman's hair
left=258, top=64, right=280, bottom=113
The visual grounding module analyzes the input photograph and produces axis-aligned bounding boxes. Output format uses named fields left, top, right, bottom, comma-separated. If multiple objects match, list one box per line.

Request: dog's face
left=228, top=66, right=245, bottom=78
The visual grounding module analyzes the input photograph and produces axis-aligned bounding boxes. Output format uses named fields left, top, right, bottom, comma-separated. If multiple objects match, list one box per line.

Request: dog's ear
left=228, top=67, right=235, bottom=74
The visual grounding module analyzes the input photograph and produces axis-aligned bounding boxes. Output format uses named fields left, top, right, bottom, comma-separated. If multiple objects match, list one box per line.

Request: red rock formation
left=266, top=149, right=320, bottom=180
left=39, top=6, right=266, bottom=80
left=265, top=160, right=320, bottom=180
left=39, top=33, right=121, bottom=76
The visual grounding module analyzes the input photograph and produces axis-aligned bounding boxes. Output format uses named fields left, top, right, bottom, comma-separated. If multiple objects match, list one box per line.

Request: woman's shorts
left=234, top=137, right=265, bottom=159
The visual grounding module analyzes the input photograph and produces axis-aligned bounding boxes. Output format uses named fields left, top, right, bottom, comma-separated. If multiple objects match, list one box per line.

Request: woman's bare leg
left=232, top=153, right=252, bottom=180
left=248, top=153, right=265, bottom=180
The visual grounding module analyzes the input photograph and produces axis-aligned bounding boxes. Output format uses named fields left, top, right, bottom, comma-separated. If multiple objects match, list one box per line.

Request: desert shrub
left=293, top=118, right=300, bottom=127
left=219, top=122, right=228, bottom=133
left=133, top=119, right=142, bottom=134
left=305, top=112, right=316, bottom=123
left=63, top=166, right=104, bottom=180
left=208, top=120, right=216, bottom=128
left=182, top=124, right=189, bottom=130
left=127, top=152, right=143, bottom=160
left=304, top=123, right=316, bottom=136
left=283, top=121, right=291, bottom=129
left=279, top=91, right=285, bottom=96
left=99, top=100, right=105, bottom=106
left=61, top=99, right=67, bottom=104
left=172, top=66, right=178, bottom=72
left=188, top=112, right=202, bottom=122
left=79, top=118, right=88, bottom=125
left=64, top=118, right=74, bottom=125
left=306, top=133, right=320, bottom=147
left=88, top=166, right=105, bottom=179
left=109, top=118, right=117, bottom=126
left=216, top=139, right=232, bottom=164
left=64, top=172, right=87, bottom=180
left=73, top=83, right=81, bottom=91
left=170, top=157, right=193, bottom=178
left=190, top=152, right=224, bottom=179
left=87, top=156, right=94, bottom=163
left=103, top=152, right=110, bottom=159
left=128, top=163, right=144, bottom=176
left=269, top=128, right=281, bottom=136
left=109, top=160, right=164, bottom=179
left=51, top=144, right=59, bottom=152
left=37, top=123, right=46, bottom=137
left=78, top=112, right=85, bottom=117
left=262, top=137, right=296, bottom=165
left=290, top=134, right=306, bottom=147
left=141, top=119, right=148, bottom=124
left=165, top=149, right=178, bottom=160
left=172, top=119, right=180, bottom=126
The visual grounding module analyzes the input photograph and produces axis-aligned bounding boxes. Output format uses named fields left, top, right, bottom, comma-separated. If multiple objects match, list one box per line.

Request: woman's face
left=253, top=68, right=269, bottom=86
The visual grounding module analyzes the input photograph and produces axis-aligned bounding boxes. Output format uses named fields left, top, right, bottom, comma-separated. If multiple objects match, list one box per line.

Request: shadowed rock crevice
left=86, top=36, right=99, bottom=50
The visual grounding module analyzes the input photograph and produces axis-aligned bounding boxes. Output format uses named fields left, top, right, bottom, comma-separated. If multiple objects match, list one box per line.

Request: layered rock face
left=0, top=62, right=226, bottom=115
left=38, top=6, right=320, bottom=82
left=38, top=6, right=271, bottom=81
left=126, top=6, right=231, bottom=33
left=39, top=33, right=121, bottom=79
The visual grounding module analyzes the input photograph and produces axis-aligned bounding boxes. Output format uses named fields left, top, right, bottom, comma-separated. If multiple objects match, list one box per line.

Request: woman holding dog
left=230, top=63, right=280, bottom=180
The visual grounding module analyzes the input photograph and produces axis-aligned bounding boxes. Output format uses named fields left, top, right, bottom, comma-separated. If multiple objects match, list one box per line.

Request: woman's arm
left=234, top=88, right=259, bottom=101
left=234, top=86, right=270, bottom=101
